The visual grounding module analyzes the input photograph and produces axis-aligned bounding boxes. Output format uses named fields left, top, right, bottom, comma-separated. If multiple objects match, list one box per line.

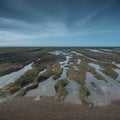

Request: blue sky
left=0, top=0, right=120, bottom=46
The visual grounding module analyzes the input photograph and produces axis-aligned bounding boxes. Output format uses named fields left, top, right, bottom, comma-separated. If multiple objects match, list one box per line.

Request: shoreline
left=1, top=95, right=120, bottom=107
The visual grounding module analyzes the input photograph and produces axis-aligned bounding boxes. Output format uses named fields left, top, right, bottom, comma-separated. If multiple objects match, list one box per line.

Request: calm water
left=0, top=63, right=33, bottom=88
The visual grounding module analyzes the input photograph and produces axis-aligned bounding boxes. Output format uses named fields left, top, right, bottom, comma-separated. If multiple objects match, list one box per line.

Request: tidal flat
left=0, top=47, right=120, bottom=107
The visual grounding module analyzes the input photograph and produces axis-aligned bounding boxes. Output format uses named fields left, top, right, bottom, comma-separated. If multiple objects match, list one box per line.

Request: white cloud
left=0, top=11, right=119, bottom=46
left=0, top=17, right=37, bottom=28
left=0, top=17, right=69, bottom=34
left=75, top=0, right=118, bottom=28
left=0, top=31, right=31, bottom=40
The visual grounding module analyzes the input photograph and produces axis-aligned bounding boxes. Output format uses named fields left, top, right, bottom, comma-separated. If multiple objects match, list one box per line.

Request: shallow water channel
left=26, top=55, right=72, bottom=97
left=26, top=54, right=83, bottom=104
left=65, top=80, right=82, bottom=105
left=86, top=63, right=120, bottom=106
left=87, top=49, right=112, bottom=54
left=0, top=63, right=33, bottom=88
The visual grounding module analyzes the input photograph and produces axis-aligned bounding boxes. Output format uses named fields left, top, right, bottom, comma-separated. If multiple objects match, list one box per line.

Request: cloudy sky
left=0, top=0, right=120, bottom=46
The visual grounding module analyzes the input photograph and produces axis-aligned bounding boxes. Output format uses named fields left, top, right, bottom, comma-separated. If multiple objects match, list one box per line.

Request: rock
left=34, top=96, right=41, bottom=101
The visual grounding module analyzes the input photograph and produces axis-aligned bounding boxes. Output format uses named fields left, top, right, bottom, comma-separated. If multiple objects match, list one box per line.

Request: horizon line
left=0, top=46, right=120, bottom=48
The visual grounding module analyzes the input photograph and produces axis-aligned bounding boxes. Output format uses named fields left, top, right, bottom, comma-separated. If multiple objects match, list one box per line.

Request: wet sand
left=0, top=96, right=120, bottom=120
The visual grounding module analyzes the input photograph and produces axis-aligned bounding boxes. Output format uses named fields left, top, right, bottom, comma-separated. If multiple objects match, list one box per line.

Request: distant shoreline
left=0, top=46, right=120, bottom=48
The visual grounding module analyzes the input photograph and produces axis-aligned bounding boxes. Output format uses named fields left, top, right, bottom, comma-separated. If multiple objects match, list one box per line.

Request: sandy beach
left=0, top=96, right=120, bottom=120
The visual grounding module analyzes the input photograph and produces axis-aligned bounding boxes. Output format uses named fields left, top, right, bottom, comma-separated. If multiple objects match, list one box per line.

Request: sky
left=0, top=0, right=120, bottom=46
